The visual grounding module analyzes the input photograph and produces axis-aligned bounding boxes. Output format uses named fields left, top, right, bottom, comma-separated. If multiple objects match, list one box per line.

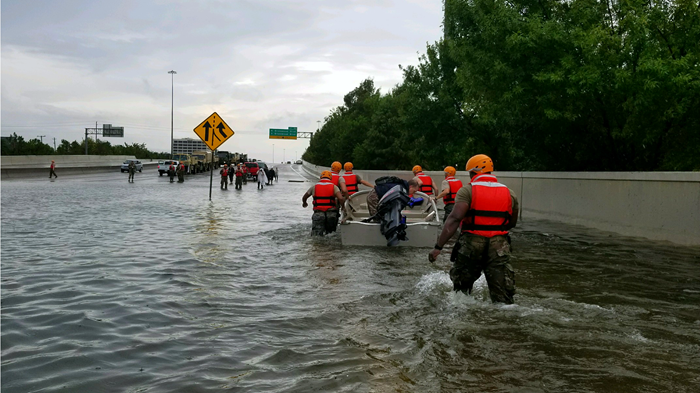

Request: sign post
left=210, top=150, right=215, bottom=201
left=193, top=112, right=234, bottom=201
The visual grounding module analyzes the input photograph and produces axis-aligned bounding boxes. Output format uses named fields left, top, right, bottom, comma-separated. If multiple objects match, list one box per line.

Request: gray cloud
left=2, top=0, right=442, bottom=160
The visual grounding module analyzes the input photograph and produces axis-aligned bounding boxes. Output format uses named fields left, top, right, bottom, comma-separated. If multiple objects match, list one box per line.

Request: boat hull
left=340, top=221, right=440, bottom=247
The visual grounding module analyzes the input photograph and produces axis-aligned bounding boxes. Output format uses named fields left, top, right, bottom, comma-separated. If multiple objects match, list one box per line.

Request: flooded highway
left=2, top=165, right=699, bottom=393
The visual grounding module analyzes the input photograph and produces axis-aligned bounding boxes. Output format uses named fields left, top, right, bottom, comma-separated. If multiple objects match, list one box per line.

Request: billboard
left=102, top=124, right=124, bottom=137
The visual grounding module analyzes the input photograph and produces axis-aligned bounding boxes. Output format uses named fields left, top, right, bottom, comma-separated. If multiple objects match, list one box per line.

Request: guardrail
left=301, top=160, right=700, bottom=246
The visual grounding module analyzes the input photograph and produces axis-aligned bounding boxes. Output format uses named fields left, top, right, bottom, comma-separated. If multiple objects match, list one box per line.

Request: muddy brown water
left=2, top=166, right=699, bottom=392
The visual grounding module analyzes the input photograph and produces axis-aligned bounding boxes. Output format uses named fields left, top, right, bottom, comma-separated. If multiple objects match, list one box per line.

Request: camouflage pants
left=443, top=203, right=454, bottom=223
left=311, top=210, right=339, bottom=236
left=450, top=234, right=515, bottom=304
left=367, top=190, right=379, bottom=217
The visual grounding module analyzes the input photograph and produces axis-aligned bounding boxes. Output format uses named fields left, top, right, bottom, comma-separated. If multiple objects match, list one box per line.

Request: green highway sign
left=269, top=127, right=297, bottom=140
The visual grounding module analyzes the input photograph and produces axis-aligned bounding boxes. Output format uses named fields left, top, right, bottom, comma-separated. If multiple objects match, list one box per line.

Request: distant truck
left=217, top=151, right=230, bottom=166
left=157, top=160, right=180, bottom=176
left=172, top=153, right=195, bottom=174
left=191, top=150, right=214, bottom=173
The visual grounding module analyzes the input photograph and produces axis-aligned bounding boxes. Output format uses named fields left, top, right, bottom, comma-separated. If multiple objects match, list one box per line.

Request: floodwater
left=2, top=165, right=699, bottom=393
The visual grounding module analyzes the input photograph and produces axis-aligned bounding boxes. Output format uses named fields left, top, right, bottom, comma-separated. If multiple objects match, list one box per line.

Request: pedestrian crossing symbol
left=193, top=112, right=234, bottom=150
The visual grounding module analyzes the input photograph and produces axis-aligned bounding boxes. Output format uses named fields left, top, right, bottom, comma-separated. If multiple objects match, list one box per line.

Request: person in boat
left=342, top=162, right=374, bottom=196
left=367, top=177, right=420, bottom=218
left=432, top=166, right=463, bottom=223
left=412, top=165, right=438, bottom=196
left=428, top=154, right=519, bottom=304
left=330, top=161, right=349, bottom=197
left=302, top=171, right=346, bottom=236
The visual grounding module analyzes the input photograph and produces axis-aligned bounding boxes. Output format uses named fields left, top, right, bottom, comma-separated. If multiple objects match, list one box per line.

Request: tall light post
left=168, top=70, right=177, bottom=158
left=273, top=144, right=275, bottom=163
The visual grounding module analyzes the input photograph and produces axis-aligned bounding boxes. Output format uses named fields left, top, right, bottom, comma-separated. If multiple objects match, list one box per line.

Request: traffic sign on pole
left=269, top=127, right=298, bottom=140
left=194, top=112, right=234, bottom=150
left=193, top=112, right=234, bottom=201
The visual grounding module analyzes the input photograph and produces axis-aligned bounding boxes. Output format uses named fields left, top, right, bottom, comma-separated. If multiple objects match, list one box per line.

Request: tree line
left=303, top=0, right=700, bottom=171
left=1, top=133, right=170, bottom=159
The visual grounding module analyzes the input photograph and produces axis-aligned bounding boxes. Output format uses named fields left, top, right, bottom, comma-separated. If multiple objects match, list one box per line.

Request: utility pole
left=37, top=135, right=46, bottom=143
left=53, top=137, right=56, bottom=151
left=317, top=120, right=320, bottom=131
left=168, top=70, right=177, bottom=159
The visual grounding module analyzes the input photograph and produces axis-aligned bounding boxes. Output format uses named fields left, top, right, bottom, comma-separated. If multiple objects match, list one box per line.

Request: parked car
left=244, top=162, right=259, bottom=180
left=121, top=159, right=143, bottom=173
left=157, top=160, right=180, bottom=176
left=295, top=160, right=303, bottom=164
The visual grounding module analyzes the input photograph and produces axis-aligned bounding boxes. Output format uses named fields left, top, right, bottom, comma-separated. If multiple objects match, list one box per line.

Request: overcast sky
left=1, top=0, right=443, bottom=162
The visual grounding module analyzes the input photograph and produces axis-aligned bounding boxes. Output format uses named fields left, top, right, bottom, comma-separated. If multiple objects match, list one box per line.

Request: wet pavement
left=2, top=165, right=700, bottom=392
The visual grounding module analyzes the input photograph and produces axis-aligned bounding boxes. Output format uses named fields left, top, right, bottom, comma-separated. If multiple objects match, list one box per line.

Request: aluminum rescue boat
left=339, top=189, right=441, bottom=247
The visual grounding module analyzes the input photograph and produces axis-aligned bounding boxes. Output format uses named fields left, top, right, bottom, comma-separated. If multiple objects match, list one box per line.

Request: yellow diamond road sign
left=193, top=112, right=234, bottom=151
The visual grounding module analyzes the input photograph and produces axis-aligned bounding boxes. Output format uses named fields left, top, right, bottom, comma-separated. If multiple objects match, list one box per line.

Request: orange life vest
left=235, top=169, right=243, bottom=177
left=221, top=168, right=228, bottom=177
left=313, top=179, right=337, bottom=211
left=343, top=172, right=358, bottom=194
left=331, top=171, right=341, bottom=187
left=416, top=172, right=434, bottom=195
left=460, top=174, right=513, bottom=238
left=443, top=176, right=463, bottom=205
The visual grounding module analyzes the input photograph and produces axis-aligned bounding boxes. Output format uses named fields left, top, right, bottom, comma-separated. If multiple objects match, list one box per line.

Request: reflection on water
left=2, top=168, right=700, bottom=392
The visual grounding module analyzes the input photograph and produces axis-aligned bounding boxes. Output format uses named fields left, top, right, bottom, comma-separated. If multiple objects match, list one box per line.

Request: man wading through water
left=302, top=171, right=345, bottom=236
left=220, top=164, right=229, bottom=190
left=428, top=154, right=519, bottom=304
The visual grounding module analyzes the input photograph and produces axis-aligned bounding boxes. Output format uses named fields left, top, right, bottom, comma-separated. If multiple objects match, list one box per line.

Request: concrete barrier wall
left=1, top=155, right=144, bottom=168
left=301, top=161, right=700, bottom=246
left=1, top=155, right=159, bottom=180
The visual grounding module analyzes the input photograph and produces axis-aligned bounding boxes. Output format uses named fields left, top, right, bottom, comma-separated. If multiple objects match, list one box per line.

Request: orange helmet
left=344, top=162, right=353, bottom=171
left=466, top=154, right=494, bottom=173
left=412, top=165, right=422, bottom=174
left=444, top=166, right=456, bottom=176
left=331, top=161, right=342, bottom=172
left=320, top=170, right=333, bottom=180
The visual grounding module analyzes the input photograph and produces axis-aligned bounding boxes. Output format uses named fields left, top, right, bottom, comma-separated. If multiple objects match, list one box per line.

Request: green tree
left=304, top=0, right=700, bottom=171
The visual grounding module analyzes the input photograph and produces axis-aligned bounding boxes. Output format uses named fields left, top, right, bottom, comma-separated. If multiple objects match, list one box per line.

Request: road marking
left=289, top=165, right=313, bottom=181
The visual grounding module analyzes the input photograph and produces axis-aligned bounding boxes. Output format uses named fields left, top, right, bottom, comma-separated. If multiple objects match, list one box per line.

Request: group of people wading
left=219, top=163, right=276, bottom=190
left=302, top=154, right=519, bottom=305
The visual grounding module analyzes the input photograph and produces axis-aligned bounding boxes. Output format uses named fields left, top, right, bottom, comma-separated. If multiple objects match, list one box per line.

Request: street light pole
left=168, top=70, right=177, bottom=158
left=37, top=135, right=46, bottom=143
left=273, top=144, right=275, bottom=163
